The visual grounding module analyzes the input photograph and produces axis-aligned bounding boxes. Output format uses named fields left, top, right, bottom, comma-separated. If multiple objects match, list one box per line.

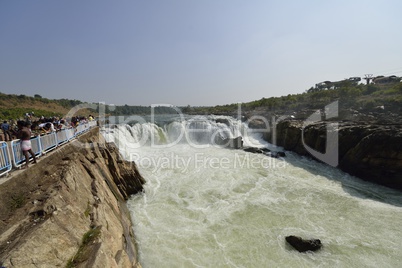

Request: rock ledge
left=0, top=127, right=145, bottom=267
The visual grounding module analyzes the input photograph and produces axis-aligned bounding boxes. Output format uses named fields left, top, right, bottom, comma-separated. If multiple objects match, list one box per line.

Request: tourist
left=38, top=122, right=56, bottom=134
left=57, top=119, right=67, bottom=130
left=46, top=122, right=56, bottom=133
left=17, top=121, right=37, bottom=169
left=1, top=120, right=12, bottom=141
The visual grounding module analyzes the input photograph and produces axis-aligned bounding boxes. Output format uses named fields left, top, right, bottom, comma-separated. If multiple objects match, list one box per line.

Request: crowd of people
left=0, top=114, right=95, bottom=142
left=0, top=113, right=95, bottom=169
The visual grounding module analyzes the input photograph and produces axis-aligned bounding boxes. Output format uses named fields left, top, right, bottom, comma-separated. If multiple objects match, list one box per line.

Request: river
left=102, top=115, right=402, bottom=267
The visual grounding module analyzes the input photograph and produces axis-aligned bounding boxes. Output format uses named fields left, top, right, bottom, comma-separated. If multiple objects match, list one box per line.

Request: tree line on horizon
left=1, top=81, right=401, bottom=119
left=187, top=81, right=402, bottom=116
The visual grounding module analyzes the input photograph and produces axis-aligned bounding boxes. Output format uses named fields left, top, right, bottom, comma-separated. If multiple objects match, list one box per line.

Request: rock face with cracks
left=265, top=120, right=402, bottom=190
left=0, top=127, right=145, bottom=267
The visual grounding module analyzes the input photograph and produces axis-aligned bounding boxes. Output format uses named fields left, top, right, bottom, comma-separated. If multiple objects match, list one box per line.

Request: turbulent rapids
left=102, top=115, right=402, bottom=267
left=102, top=115, right=268, bottom=150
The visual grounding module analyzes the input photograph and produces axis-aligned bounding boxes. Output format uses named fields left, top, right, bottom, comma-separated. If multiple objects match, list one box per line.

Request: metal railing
left=56, top=128, right=69, bottom=145
left=40, top=132, right=58, bottom=153
left=0, top=121, right=97, bottom=176
left=11, top=136, right=42, bottom=168
left=0, top=142, right=12, bottom=176
left=75, top=123, right=89, bottom=135
left=88, top=120, right=97, bottom=128
left=66, top=128, right=76, bottom=141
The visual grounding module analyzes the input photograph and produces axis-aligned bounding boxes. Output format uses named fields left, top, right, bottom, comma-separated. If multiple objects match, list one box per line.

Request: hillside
left=186, top=81, right=402, bottom=123
left=0, top=93, right=180, bottom=120
left=1, top=81, right=401, bottom=123
left=0, top=93, right=89, bottom=120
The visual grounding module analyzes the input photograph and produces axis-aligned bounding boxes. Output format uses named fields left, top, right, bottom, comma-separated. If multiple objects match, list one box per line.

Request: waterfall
left=101, top=114, right=402, bottom=267
left=102, top=115, right=269, bottom=150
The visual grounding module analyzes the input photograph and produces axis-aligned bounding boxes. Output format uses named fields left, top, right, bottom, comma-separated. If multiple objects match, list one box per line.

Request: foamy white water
left=103, top=116, right=402, bottom=267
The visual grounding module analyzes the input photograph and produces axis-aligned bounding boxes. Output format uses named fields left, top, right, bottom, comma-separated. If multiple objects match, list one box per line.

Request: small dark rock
left=29, top=209, right=47, bottom=220
left=285, top=235, right=322, bottom=252
left=216, top=136, right=243, bottom=149
left=248, top=118, right=268, bottom=129
left=215, top=118, right=230, bottom=126
left=277, top=151, right=286, bottom=157
left=260, top=148, right=271, bottom=153
left=243, top=147, right=268, bottom=154
left=270, top=151, right=286, bottom=158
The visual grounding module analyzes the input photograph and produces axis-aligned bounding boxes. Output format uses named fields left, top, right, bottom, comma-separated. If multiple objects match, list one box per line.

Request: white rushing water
left=102, top=116, right=402, bottom=267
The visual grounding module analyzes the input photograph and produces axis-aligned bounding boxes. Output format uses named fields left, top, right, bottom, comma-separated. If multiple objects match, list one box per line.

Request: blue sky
left=1, top=0, right=402, bottom=106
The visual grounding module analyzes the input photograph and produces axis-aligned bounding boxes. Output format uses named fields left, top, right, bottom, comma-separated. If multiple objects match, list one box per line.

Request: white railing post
left=0, top=141, right=12, bottom=176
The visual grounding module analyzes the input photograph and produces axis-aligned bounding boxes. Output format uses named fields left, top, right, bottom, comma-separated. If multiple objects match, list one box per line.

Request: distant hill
left=0, top=92, right=191, bottom=120
left=185, top=81, right=402, bottom=123
left=0, top=93, right=185, bottom=120
left=0, top=93, right=86, bottom=120
left=1, top=81, right=401, bottom=123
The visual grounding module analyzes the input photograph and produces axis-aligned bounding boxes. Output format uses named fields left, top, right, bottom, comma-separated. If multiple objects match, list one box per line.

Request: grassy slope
left=0, top=93, right=91, bottom=120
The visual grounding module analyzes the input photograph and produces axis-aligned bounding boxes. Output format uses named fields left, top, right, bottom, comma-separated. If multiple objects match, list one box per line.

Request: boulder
left=285, top=235, right=322, bottom=252
left=339, top=127, right=402, bottom=189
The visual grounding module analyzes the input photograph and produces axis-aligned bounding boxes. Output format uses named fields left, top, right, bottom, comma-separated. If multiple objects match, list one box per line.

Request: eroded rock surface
left=0, top=128, right=145, bottom=267
left=265, top=120, right=402, bottom=190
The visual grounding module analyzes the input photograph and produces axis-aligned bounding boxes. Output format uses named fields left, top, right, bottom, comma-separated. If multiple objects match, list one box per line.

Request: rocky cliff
left=265, top=120, right=402, bottom=190
left=0, top=128, right=146, bottom=267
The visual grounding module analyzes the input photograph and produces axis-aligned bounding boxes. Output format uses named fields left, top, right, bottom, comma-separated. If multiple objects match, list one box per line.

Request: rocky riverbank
left=0, top=127, right=145, bottom=267
left=264, top=120, right=402, bottom=190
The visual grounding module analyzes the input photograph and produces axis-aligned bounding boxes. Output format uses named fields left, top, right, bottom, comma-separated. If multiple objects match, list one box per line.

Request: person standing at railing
left=46, top=122, right=56, bottom=133
left=38, top=122, right=56, bottom=134
left=1, top=120, right=12, bottom=141
left=17, top=121, right=37, bottom=169
left=57, top=119, right=67, bottom=131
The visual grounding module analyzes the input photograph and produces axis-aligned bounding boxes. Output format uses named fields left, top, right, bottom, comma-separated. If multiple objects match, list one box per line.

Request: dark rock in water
left=216, top=136, right=243, bottom=149
left=260, top=147, right=271, bottom=153
left=277, top=151, right=286, bottom=157
left=243, top=147, right=266, bottom=154
left=285, top=235, right=322, bottom=252
left=270, top=151, right=286, bottom=158
left=243, top=147, right=262, bottom=153
left=247, top=118, right=268, bottom=129
left=243, top=147, right=287, bottom=159
left=215, top=118, right=230, bottom=126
